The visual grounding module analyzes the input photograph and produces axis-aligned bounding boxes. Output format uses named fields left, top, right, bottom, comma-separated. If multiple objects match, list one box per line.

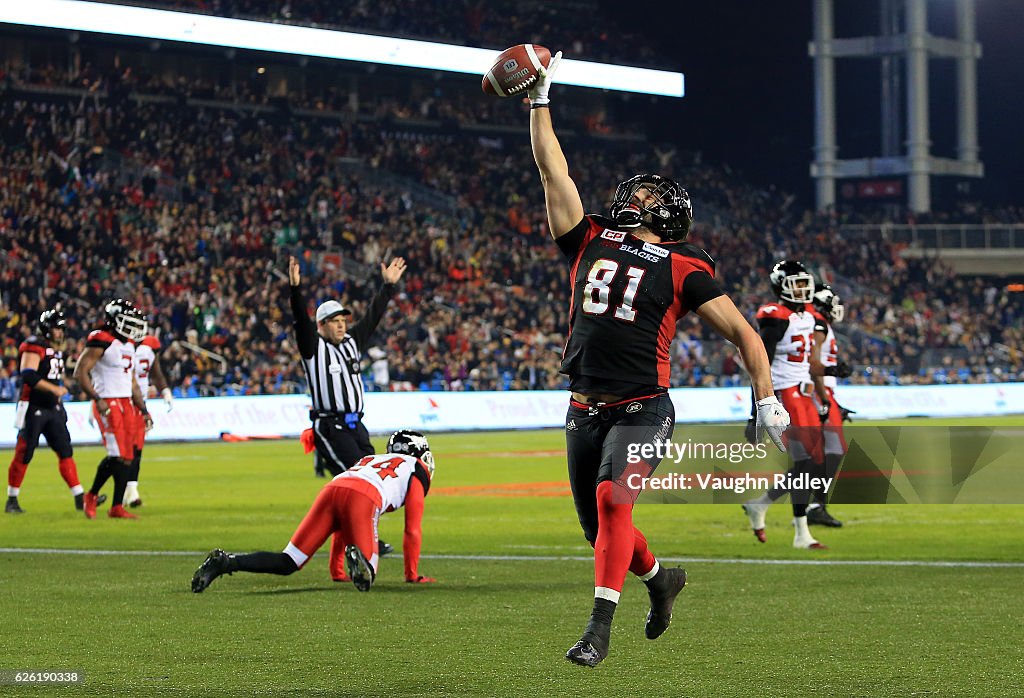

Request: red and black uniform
left=556, top=215, right=724, bottom=594
left=7, top=335, right=79, bottom=493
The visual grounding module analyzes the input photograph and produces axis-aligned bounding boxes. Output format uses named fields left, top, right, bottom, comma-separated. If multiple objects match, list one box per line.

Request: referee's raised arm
left=288, top=256, right=318, bottom=360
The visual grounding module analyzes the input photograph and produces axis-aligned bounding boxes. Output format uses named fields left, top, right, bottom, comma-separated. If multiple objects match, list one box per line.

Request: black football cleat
left=807, top=505, right=843, bottom=527
left=191, top=549, right=233, bottom=593
left=565, top=619, right=611, bottom=668
left=345, top=544, right=375, bottom=592
left=645, top=567, right=688, bottom=640
left=6, top=496, right=24, bottom=514
left=378, top=540, right=394, bottom=556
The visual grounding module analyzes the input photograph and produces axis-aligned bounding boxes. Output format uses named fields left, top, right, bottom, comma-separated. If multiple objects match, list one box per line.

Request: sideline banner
left=0, top=383, right=1020, bottom=447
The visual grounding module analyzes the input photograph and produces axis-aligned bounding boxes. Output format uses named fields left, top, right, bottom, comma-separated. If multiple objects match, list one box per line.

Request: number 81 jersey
left=556, top=215, right=723, bottom=388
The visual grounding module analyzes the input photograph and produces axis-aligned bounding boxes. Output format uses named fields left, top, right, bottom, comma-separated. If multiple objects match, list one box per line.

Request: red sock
left=7, top=438, right=29, bottom=489
left=58, top=457, right=81, bottom=489
left=628, top=526, right=657, bottom=577
left=594, top=480, right=635, bottom=594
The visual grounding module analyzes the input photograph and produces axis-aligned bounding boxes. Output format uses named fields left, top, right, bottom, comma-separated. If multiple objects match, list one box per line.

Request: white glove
left=755, top=395, right=790, bottom=452
left=161, top=387, right=174, bottom=413
left=528, top=50, right=562, bottom=106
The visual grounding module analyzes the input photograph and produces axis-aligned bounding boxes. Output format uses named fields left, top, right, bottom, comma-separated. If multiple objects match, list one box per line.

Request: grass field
left=2, top=417, right=1023, bottom=696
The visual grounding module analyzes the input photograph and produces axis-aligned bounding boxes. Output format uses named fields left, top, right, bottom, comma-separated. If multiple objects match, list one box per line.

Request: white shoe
left=793, top=516, right=827, bottom=549
left=742, top=500, right=769, bottom=543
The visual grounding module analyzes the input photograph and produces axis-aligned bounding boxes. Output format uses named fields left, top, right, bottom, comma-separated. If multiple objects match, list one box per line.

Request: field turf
left=1, top=417, right=1022, bottom=696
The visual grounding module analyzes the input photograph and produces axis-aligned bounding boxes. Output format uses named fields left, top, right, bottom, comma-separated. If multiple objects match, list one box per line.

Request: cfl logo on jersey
left=601, top=230, right=627, bottom=242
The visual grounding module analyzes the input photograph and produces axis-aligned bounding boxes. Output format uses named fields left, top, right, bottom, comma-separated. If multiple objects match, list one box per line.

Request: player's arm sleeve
left=682, top=271, right=725, bottom=312
left=757, top=318, right=788, bottom=363
left=289, top=285, right=318, bottom=359
left=348, top=282, right=397, bottom=351
left=554, top=217, right=590, bottom=260
left=402, top=476, right=427, bottom=581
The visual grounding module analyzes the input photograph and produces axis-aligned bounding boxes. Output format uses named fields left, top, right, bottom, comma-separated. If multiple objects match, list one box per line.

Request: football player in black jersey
left=527, top=52, right=790, bottom=667
left=6, top=306, right=93, bottom=513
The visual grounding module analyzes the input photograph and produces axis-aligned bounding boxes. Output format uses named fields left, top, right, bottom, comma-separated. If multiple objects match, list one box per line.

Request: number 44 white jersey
left=336, top=453, right=431, bottom=513
left=755, top=303, right=816, bottom=390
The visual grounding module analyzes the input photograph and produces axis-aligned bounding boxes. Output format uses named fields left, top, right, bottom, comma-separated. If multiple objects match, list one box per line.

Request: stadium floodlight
left=0, top=0, right=685, bottom=98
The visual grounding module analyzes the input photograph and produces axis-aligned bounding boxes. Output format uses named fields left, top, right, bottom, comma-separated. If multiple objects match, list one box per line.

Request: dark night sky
left=598, top=1, right=1024, bottom=209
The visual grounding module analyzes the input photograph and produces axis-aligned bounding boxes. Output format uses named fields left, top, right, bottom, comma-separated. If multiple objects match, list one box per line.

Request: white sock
left=638, top=560, right=660, bottom=582
left=70, top=485, right=84, bottom=496
left=595, top=586, right=621, bottom=604
left=793, top=516, right=811, bottom=539
left=7, top=486, right=19, bottom=497
left=124, top=481, right=139, bottom=504
left=752, top=492, right=772, bottom=505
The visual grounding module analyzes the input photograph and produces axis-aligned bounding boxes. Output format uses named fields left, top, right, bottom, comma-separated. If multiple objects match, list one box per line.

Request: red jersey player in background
left=191, top=430, right=436, bottom=593
left=122, top=329, right=174, bottom=508
left=807, top=283, right=854, bottom=527
left=6, top=306, right=96, bottom=513
left=73, top=299, right=152, bottom=519
left=742, top=260, right=828, bottom=550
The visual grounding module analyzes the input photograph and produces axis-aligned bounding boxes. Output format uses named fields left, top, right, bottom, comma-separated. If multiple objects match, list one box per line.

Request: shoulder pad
left=141, top=336, right=161, bottom=350
left=87, top=329, right=116, bottom=346
left=671, top=243, right=716, bottom=273
left=756, top=304, right=792, bottom=320
left=19, top=337, right=47, bottom=356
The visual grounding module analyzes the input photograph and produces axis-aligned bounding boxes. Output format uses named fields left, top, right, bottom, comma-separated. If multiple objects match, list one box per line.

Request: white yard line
left=1, top=548, right=1021, bottom=568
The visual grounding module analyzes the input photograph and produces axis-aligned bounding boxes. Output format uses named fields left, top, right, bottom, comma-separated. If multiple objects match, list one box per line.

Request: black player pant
left=16, top=404, right=74, bottom=462
left=311, top=414, right=375, bottom=476
left=565, top=392, right=675, bottom=543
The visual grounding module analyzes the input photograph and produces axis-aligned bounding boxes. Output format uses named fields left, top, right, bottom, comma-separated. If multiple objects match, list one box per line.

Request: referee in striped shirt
left=288, top=255, right=407, bottom=478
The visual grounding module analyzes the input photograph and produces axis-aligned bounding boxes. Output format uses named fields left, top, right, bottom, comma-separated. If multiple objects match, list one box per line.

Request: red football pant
left=93, top=397, right=142, bottom=459
left=287, top=478, right=381, bottom=577
left=777, top=386, right=825, bottom=463
left=823, top=387, right=848, bottom=455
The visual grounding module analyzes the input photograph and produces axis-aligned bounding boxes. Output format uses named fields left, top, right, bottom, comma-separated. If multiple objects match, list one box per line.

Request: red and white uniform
left=86, top=329, right=142, bottom=459
left=134, top=335, right=161, bottom=398
left=133, top=335, right=161, bottom=450
left=756, top=303, right=823, bottom=463
left=283, top=453, right=431, bottom=582
left=815, top=319, right=848, bottom=455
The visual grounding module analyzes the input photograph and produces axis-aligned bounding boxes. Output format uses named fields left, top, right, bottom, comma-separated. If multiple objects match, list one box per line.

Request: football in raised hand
left=481, top=44, right=552, bottom=98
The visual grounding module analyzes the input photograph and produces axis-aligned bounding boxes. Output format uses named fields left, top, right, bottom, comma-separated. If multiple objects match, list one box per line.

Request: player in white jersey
left=122, top=333, right=174, bottom=507
left=73, top=299, right=151, bottom=520
left=742, top=261, right=828, bottom=549
left=808, top=284, right=854, bottom=527
left=192, top=430, right=436, bottom=593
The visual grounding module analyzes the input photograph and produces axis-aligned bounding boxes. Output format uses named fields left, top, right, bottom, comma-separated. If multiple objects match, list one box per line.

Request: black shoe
left=95, top=493, right=108, bottom=507
left=345, top=544, right=375, bottom=592
left=192, top=549, right=233, bottom=593
left=128, top=498, right=143, bottom=508
left=314, top=465, right=326, bottom=478
left=378, top=540, right=394, bottom=556
left=644, top=567, right=687, bottom=640
left=565, top=618, right=611, bottom=668
left=5, top=496, right=24, bottom=514
left=74, top=493, right=84, bottom=511
left=807, top=505, right=843, bottom=527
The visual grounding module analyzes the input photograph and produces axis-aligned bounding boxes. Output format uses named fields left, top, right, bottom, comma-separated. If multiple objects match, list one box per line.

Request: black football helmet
left=812, top=283, right=845, bottom=323
left=38, top=305, right=67, bottom=339
left=104, top=299, right=148, bottom=342
left=769, top=260, right=815, bottom=304
left=608, top=173, right=693, bottom=241
left=386, top=430, right=434, bottom=477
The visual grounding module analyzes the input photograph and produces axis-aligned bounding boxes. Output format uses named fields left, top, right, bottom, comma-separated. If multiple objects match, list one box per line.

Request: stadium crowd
left=1, top=58, right=1022, bottom=401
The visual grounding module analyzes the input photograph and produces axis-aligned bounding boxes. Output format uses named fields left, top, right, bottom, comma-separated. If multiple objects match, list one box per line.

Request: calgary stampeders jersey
left=18, top=335, right=64, bottom=409
left=756, top=303, right=817, bottom=390
left=134, top=335, right=161, bottom=397
left=556, top=215, right=724, bottom=391
left=337, top=453, right=432, bottom=513
left=85, top=329, right=136, bottom=399
left=817, top=319, right=839, bottom=388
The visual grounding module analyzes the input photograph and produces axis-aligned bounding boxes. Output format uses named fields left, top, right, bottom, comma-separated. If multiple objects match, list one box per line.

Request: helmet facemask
left=609, top=174, right=693, bottom=242
left=105, top=300, right=148, bottom=342
left=814, top=287, right=845, bottom=323
left=777, top=273, right=815, bottom=304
